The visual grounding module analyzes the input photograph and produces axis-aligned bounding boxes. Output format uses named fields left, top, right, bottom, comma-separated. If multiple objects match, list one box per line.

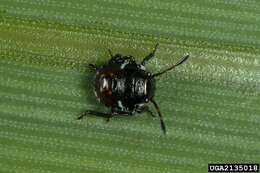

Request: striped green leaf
left=0, top=0, right=259, bottom=173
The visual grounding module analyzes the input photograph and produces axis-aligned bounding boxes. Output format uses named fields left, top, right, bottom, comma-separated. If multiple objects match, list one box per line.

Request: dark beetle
left=78, top=44, right=189, bottom=134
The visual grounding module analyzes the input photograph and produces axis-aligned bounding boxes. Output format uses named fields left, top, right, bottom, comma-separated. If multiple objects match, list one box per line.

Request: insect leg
left=150, top=99, right=166, bottom=134
left=77, top=110, right=113, bottom=120
left=141, top=43, right=159, bottom=66
left=108, top=49, right=113, bottom=58
left=144, top=107, right=156, bottom=118
left=88, top=64, right=98, bottom=71
left=106, top=110, right=115, bottom=122
left=136, top=106, right=156, bottom=117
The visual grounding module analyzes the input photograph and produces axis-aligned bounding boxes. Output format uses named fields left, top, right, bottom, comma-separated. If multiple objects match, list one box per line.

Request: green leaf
left=0, top=0, right=259, bottom=173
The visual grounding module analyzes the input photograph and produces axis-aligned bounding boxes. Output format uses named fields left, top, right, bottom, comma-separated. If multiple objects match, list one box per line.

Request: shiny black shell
left=94, top=54, right=155, bottom=114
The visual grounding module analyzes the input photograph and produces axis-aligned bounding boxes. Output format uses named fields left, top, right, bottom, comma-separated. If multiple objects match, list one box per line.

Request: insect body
left=78, top=44, right=189, bottom=134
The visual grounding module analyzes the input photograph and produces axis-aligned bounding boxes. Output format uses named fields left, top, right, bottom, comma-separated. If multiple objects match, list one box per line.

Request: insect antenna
left=151, top=55, right=189, bottom=78
left=150, top=98, right=166, bottom=134
left=108, top=49, right=113, bottom=58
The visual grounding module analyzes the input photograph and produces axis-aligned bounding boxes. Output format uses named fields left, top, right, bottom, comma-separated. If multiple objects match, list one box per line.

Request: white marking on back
left=137, top=103, right=144, bottom=107
left=140, top=65, right=146, bottom=70
left=143, top=80, right=147, bottom=95
left=94, top=91, right=98, bottom=97
left=117, top=100, right=125, bottom=110
left=120, top=61, right=129, bottom=69
left=100, top=77, right=109, bottom=92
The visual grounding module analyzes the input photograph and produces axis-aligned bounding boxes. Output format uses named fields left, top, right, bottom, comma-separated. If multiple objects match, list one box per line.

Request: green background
left=0, top=0, right=259, bottom=173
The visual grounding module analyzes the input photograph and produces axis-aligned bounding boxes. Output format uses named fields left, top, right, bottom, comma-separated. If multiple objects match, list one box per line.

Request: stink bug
left=78, top=44, right=189, bottom=134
